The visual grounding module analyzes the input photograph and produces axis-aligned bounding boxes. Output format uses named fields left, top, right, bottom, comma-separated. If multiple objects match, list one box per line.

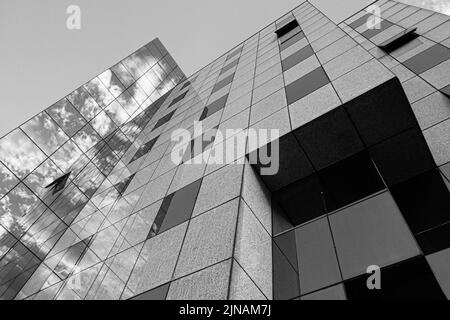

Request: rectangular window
left=275, top=19, right=300, bottom=38
left=378, top=27, right=418, bottom=53
left=211, top=73, right=235, bottom=94
left=200, top=94, right=229, bottom=121
left=147, top=179, right=202, bottom=239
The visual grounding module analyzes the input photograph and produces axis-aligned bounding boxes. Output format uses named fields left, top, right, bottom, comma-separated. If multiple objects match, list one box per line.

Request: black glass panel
left=275, top=19, right=300, bottom=38
left=153, top=111, right=175, bottom=131
left=391, top=169, right=450, bottom=234
left=274, top=174, right=326, bottom=226
left=403, top=44, right=450, bottom=74
left=285, top=67, right=330, bottom=106
left=319, top=152, right=385, bottom=212
left=344, top=257, right=446, bottom=300
left=370, top=128, right=436, bottom=187
left=279, top=26, right=302, bottom=44
left=345, top=77, right=417, bottom=147
left=248, top=133, right=314, bottom=192
left=294, top=108, right=364, bottom=171
left=378, top=27, right=419, bottom=53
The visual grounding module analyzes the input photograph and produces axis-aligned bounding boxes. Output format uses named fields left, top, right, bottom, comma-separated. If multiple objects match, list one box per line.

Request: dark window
left=273, top=242, right=300, bottom=300
left=416, top=221, right=450, bottom=256
left=153, top=110, right=176, bottom=130
left=378, top=27, right=419, bottom=53
left=168, top=91, right=188, bottom=108
left=294, top=108, right=364, bottom=170
left=391, top=169, right=450, bottom=234
left=147, top=179, right=202, bottom=239
left=319, top=151, right=385, bottom=212
left=275, top=19, right=300, bottom=38
left=285, top=67, right=329, bottom=105
left=211, top=73, right=234, bottom=94
left=129, top=137, right=158, bottom=164
left=281, top=45, right=315, bottom=72
left=279, top=26, right=302, bottom=44
left=345, top=77, right=417, bottom=147
left=248, top=133, right=314, bottom=192
left=403, top=44, right=450, bottom=74
left=274, top=174, right=326, bottom=226
left=200, top=94, right=228, bottom=121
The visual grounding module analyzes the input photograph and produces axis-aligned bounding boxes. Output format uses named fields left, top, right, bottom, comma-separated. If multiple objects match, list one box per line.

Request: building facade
left=0, top=0, right=449, bottom=300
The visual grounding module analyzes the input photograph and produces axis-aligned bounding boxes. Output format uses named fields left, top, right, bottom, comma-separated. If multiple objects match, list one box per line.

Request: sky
left=0, top=0, right=447, bottom=138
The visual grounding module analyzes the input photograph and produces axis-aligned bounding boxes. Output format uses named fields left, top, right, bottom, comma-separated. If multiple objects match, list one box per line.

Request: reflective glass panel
left=0, top=162, right=19, bottom=199
left=51, top=141, right=83, bottom=172
left=23, top=159, right=63, bottom=197
left=67, top=86, right=102, bottom=121
left=98, top=69, right=125, bottom=98
left=0, top=129, right=46, bottom=178
left=72, top=124, right=101, bottom=153
left=84, top=77, right=115, bottom=108
left=21, top=112, right=69, bottom=156
left=0, top=183, right=46, bottom=238
left=46, top=98, right=87, bottom=137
